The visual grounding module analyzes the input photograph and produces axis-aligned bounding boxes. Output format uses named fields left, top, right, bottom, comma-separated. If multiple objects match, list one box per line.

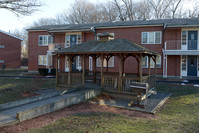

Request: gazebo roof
left=54, top=39, right=158, bottom=55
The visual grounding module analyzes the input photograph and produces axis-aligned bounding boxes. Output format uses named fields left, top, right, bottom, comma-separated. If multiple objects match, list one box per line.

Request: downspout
left=90, top=26, right=97, bottom=40
left=162, top=23, right=167, bottom=78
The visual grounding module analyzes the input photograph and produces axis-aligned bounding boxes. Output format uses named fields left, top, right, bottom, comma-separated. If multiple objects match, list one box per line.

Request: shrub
left=38, top=68, right=49, bottom=76
left=50, top=68, right=56, bottom=75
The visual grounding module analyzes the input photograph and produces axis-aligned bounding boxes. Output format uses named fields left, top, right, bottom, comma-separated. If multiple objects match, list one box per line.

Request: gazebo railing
left=57, top=73, right=68, bottom=87
left=71, top=73, right=82, bottom=88
left=103, top=75, right=155, bottom=93
left=57, top=72, right=156, bottom=92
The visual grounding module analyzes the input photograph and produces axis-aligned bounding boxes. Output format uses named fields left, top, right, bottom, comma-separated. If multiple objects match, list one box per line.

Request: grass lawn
left=25, top=82, right=199, bottom=133
left=0, top=69, right=55, bottom=104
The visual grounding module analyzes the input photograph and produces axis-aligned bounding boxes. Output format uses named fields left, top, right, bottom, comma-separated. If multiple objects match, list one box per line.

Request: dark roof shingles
left=27, top=18, right=199, bottom=31
left=55, top=39, right=158, bottom=55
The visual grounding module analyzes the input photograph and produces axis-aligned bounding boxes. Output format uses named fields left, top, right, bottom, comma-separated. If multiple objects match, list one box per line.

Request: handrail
left=165, top=40, right=198, bottom=50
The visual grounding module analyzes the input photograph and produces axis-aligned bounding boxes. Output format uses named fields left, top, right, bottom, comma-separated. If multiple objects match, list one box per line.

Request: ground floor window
left=97, top=56, right=114, bottom=67
left=38, top=55, right=47, bottom=65
left=142, top=55, right=161, bottom=68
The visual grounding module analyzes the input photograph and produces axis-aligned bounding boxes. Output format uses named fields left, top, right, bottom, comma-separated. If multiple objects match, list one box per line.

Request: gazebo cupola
left=97, top=32, right=114, bottom=42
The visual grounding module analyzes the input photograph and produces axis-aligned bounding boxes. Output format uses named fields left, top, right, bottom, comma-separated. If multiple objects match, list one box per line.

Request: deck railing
left=57, top=72, right=156, bottom=92
left=103, top=75, right=155, bottom=93
left=48, top=43, right=68, bottom=51
left=165, top=40, right=198, bottom=50
left=57, top=73, right=68, bottom=87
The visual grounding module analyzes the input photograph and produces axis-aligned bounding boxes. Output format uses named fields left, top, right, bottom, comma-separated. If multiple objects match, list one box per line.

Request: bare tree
left=0, top=0, right=42, bottom=16
left=62, top=0, right=102, bottom=24
left=168, top=0, right=183, bottom=18
left=188, top=2, right=199, bottom=18
left=99, top=1, right=118, bottom=22
left=121, top=0, right=137, bottom=21
left=135, top=0, right=151, bottom=20
left=113, top=0, right=126, bottom=21
left=149, top=0, right=172, bottom=19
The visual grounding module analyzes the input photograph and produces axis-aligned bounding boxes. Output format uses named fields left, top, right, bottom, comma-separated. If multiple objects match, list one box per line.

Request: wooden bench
left=128, top=82, right=149, bottom=108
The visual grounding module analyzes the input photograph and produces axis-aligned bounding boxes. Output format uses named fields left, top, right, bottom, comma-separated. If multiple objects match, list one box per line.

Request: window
left=76, top=56, right=82, bottom=70
left=142, top=56, right=148, bottom=68
left=97, top=57, right=114, bottom=67
left=0, top=60, right=4, bottom=63
left=142, top=55, right=161, bottom=68
left=38, top=35, right=53, bottom=46
left=47, top=55, right=52, bottom=66
left=182, top=56, right=186, bottom=71
left=182, top=31, right=187, bottom=45
left=97, top=33, right=115, bottom=40
left=142, top=32, right=161, bottom=44
left=0, top=45, right=5, bottom=48
left=65, top=34, right=82, bottom=47
left=38, top=55, right=47, bottom=65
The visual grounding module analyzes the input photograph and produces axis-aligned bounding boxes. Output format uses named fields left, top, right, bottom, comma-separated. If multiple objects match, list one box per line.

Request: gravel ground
left=0, top=102, right=156, bottom=133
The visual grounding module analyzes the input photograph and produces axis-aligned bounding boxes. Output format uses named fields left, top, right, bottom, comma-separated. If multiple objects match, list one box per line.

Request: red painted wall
left=0, top=32, right=21, bottom=69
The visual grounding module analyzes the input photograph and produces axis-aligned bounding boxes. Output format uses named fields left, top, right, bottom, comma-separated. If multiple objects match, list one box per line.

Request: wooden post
left=154, top=56, right=157, bottom=88
left=56, top=54, right=59, bottom=86
left=118, top=54, right=122, bottom=93
left=68, top=55, right=72, bottom=89
left=93, top=56, right=96, bottom=83
left=100, top=54, right=104, bottom=89
left=81, top=55, right=85, bottom=88
left=139, top=54, right=143, bottom=82
left=106, top=58, right=109, bottom=72
left=148, top=56, right=151, bottom=76
left=122, top=58, right=124, bottom=75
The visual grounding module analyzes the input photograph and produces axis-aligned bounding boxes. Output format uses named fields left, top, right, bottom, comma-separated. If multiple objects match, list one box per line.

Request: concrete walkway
left=0, top=87, right=101, bottom=127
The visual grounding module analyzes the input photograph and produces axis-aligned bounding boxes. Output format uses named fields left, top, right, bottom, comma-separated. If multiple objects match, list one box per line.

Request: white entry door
left=89, top=56, right=92, bottom=71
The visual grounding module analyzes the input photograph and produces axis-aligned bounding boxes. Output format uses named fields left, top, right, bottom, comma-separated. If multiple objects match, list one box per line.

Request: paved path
left=0, top=87, right=100, bottom=127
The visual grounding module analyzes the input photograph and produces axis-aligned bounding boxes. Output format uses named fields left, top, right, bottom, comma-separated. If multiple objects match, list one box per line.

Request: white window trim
left=96, top=56, right=114, bottom=67
left=38, top=35, right=53, bottom=46
left=181, top=31, right=188, bottom=46
left=38, top=55, right=47, bottom=66
left=142, top=56, right=161, bottom=68
left=65, top=33, right=82, bottom=47
left=142, top=31, right=162, bottom=44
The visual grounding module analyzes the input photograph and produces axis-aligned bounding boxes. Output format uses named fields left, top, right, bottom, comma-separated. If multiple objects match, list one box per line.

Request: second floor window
left=142, top=32, right=161, bottom=44
left=65, top=34, right=82, bottom=47
left=39, top=35, right=53, bottom=46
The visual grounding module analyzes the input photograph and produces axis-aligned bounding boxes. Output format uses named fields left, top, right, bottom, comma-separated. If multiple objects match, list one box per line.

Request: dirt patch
left=0, top=102, right=156, bottom=133
left=90, top=94, right=113, bottom=102
left=22, top=91, right=39, bottom=97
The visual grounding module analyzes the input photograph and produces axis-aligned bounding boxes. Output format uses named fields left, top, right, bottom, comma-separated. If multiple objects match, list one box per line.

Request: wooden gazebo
left=54, top=33, right=158, bottom=95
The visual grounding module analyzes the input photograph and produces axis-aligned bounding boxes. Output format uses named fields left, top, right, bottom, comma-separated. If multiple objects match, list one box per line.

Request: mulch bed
left=0, top=102, right=156, bottom=133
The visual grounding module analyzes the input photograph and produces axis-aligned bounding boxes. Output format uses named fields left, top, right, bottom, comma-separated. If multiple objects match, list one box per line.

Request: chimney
left=98, top=32, right=114, bottom=42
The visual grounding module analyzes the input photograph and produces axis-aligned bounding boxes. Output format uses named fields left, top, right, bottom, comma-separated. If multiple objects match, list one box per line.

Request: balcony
left=48, top=43, right=68, bottom=51
left=164, top=40, right=199, bottom=55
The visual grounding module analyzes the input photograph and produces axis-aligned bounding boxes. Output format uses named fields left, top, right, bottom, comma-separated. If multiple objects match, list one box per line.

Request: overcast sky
left=0, top=0, right=196, bottom=33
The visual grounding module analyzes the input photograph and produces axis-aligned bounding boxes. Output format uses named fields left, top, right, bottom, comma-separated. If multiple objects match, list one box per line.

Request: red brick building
left=0, top=30, right=22, bottom=69
left=27, top=18, right=199, bottom=78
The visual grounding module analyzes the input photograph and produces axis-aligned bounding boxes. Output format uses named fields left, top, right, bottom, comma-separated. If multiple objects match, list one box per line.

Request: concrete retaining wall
left=17, top=88, right=101, bottom=122
left=0, top=91, right=60, bottom=111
